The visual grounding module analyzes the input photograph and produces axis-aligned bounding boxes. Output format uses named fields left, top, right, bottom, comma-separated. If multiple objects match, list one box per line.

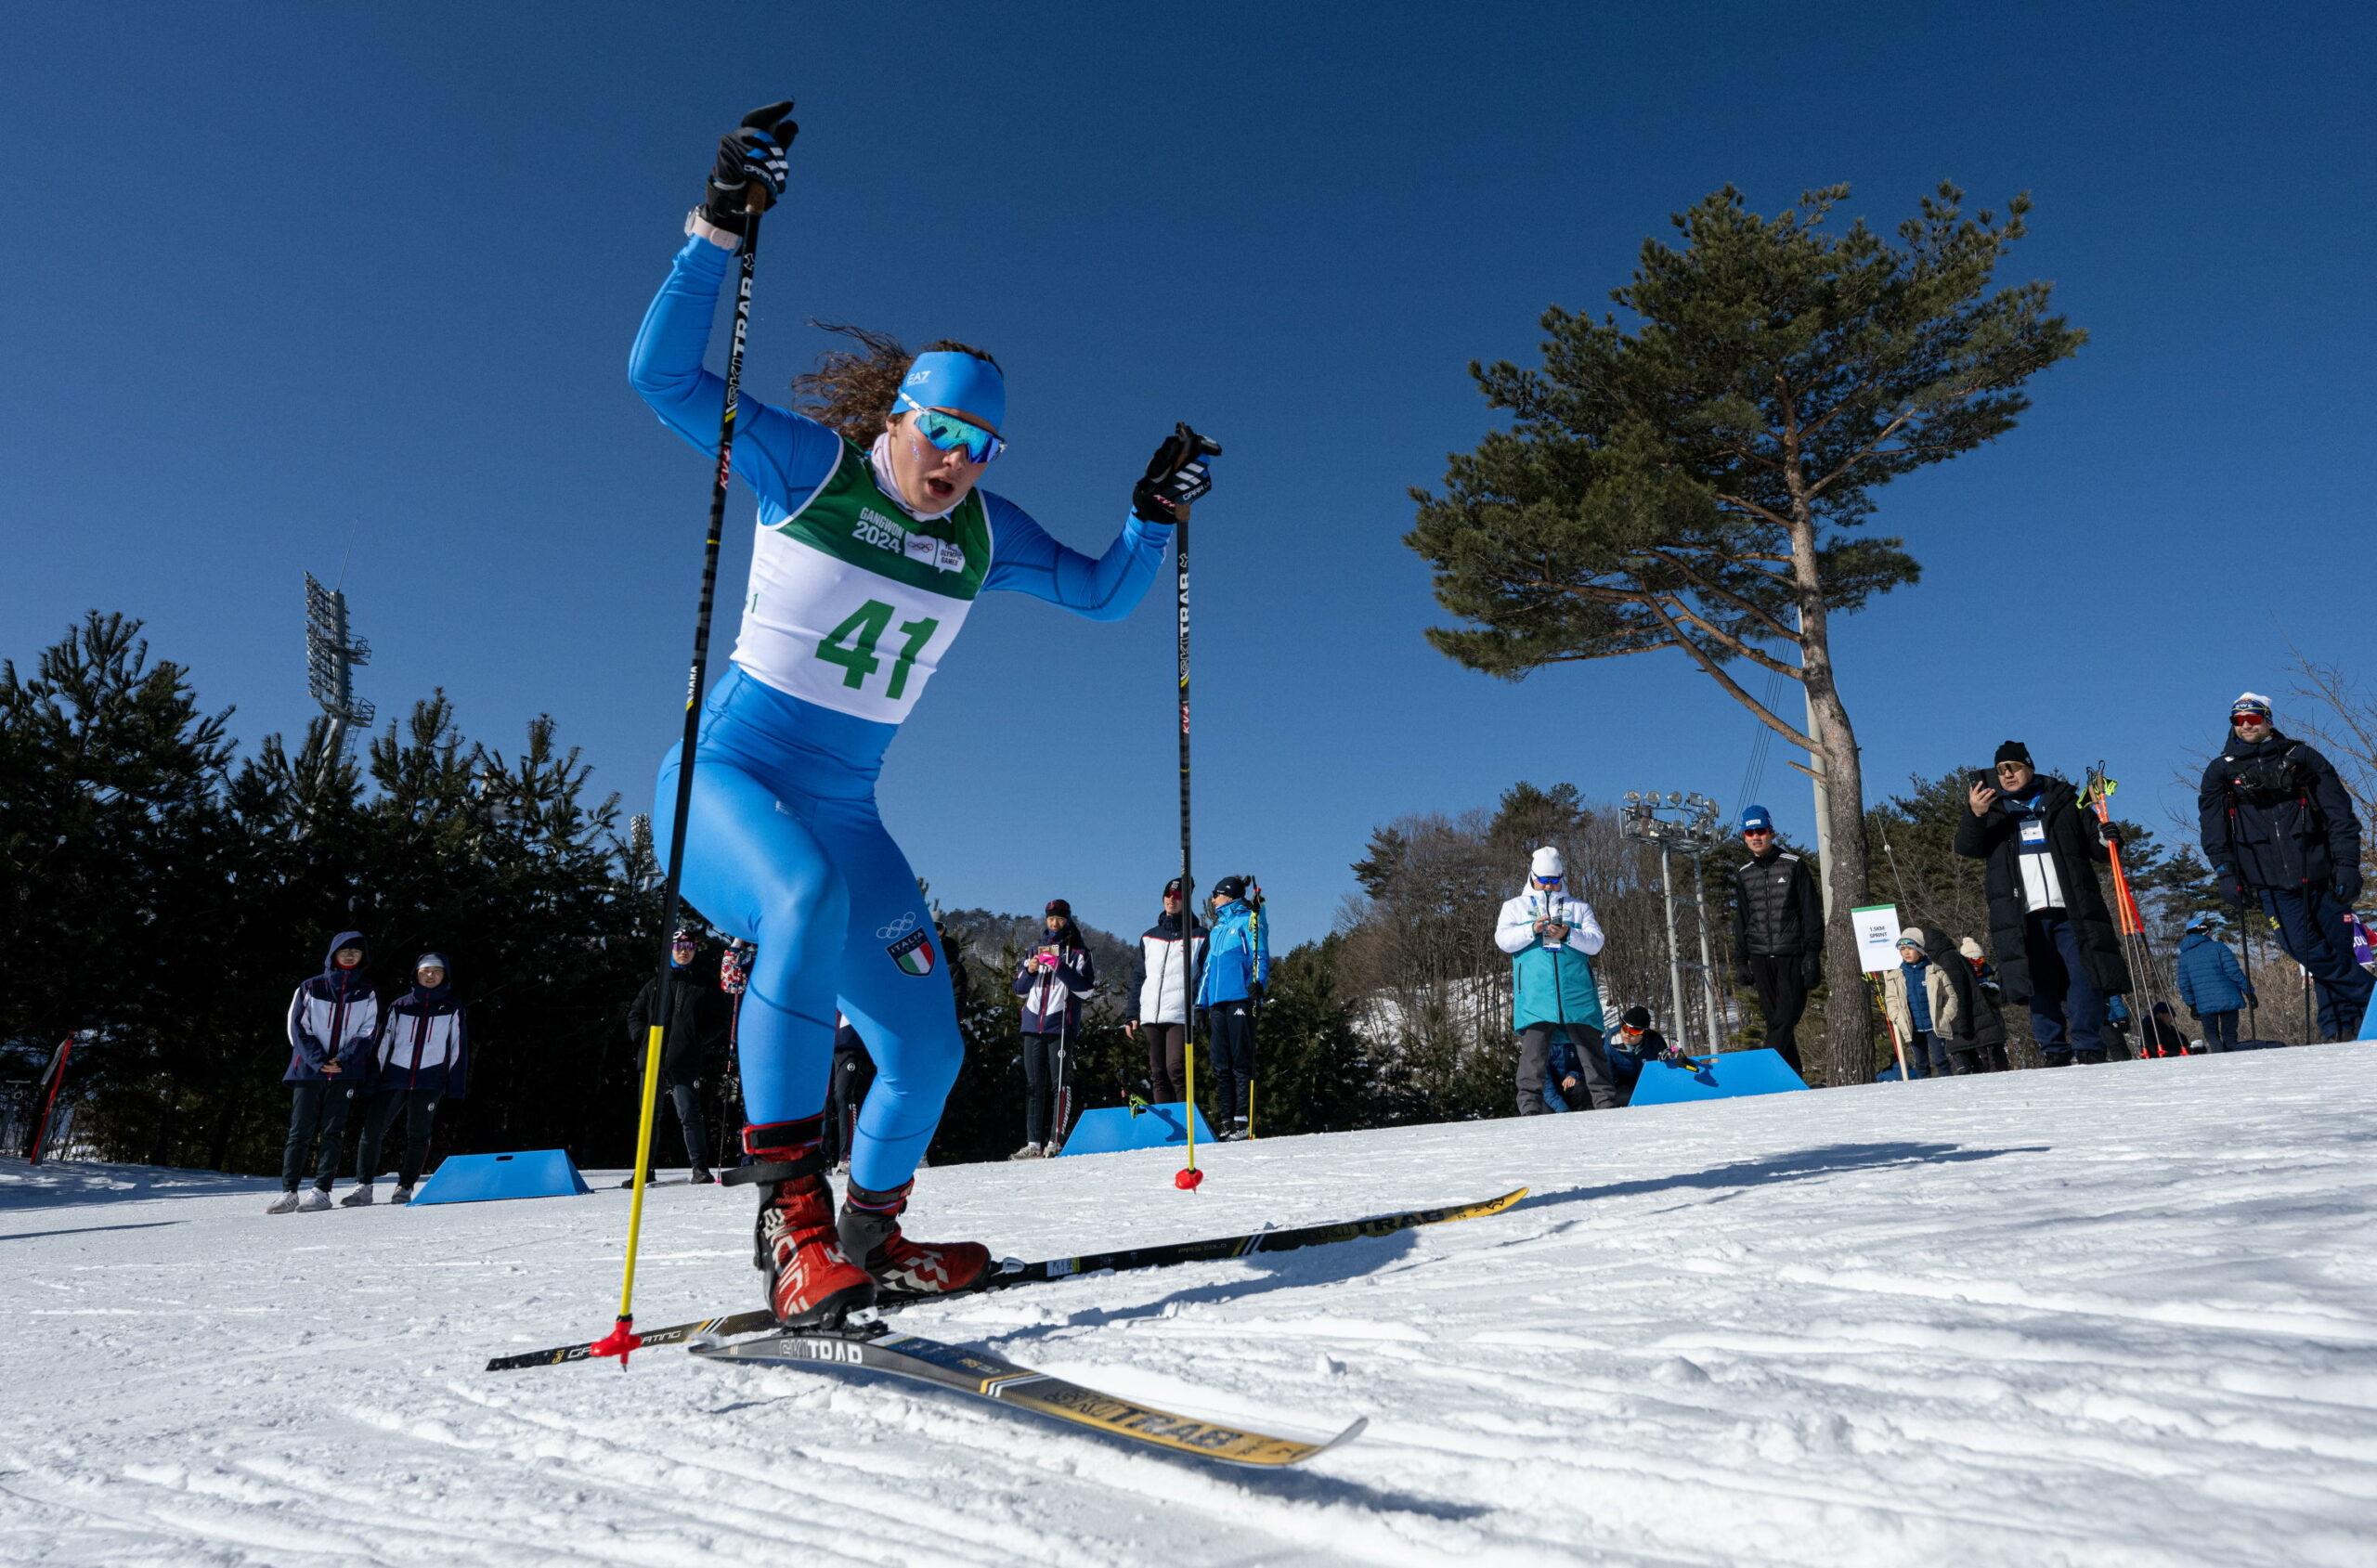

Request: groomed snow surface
left=5, top=1048, right=2374, bottom=1567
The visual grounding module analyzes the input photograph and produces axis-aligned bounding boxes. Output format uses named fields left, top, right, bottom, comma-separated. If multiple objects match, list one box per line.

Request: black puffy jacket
left=1952, top=776, right=2132, bottom=1004
left=1730, top=848, right=1823, bottom=957
left=627, top=965, right=730, bottom=1089
left=2197, top=729, right=2360, bottom=894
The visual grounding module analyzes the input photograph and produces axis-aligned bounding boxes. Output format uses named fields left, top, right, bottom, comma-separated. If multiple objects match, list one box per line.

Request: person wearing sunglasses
left=1494, top=847, right=1616, bottom=1113
left=2198, top=693, right=2369, bottom=1041
left=1726, top=804, right=1823, bottom=1078
left=1955, top=741, right=2131, bottom=1066
left=627, top=102, right=1214, bottom=1328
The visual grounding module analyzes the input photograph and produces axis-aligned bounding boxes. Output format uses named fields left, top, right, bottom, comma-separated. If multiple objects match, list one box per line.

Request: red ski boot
left=723, top=1117, right=875, bottom=1328
left=838, top=1179, right=992, bottom=1298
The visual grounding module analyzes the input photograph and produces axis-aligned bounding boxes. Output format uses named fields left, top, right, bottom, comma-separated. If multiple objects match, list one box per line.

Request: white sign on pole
left=1851, top=904, right=1903, bottom=974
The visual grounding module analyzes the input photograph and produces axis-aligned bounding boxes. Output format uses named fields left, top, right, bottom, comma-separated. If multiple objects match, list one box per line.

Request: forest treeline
left=3, top=612, right=2362, bottom=1173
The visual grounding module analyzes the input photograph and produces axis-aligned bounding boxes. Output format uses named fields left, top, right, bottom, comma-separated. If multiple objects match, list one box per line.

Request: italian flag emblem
left=887, top=928, right=936, bottom=976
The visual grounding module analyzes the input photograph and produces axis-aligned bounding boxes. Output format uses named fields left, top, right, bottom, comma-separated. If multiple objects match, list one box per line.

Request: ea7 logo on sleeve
left=886, top=927, right=937, bottom=976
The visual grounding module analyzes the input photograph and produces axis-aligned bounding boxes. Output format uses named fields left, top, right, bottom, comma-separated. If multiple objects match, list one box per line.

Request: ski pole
left=1169, top=427, right=1222, bottom=1190
left=594, top=186, right=769, bottom=1368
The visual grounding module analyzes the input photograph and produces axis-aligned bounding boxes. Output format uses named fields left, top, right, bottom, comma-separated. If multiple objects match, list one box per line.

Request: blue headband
left=899, top=351, right=1005, bottom=434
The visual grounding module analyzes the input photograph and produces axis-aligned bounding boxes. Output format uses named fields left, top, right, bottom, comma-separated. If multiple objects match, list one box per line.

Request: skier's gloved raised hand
left=1132, top=422, right=1221, bottom=524
left=699, top=100, right=799, bottom=237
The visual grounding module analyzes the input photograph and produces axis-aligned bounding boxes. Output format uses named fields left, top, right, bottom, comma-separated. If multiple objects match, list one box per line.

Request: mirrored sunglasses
left=898, top=395, right=1004, bottom=464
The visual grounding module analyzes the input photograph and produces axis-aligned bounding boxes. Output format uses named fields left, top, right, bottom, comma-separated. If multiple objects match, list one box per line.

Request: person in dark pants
left=825, top=1013, right=877, bottom=1172
left=1496, top=847, right=1617, bottom=1113
left=271, top=930, right=380, bottom=1213
left=625, top=926, right=730, bottom=1184
left=1955, top=742, right=2133, bottom=1065
left=1012, top=899, right=1096, bottom=1158
left=2174, top=914, right=2254, bottom=1052
left=1727, top=804, right=1823, bottom=1077
left=345, top=953, right=467, bottom=1205
left=2198, top=693, right=2371, bottom=1042
left=1956, top=938, right=2011, bottom=1072
left=1125, top=878, right=1205, bottom=1104
left=1194, top=877, right=1270, bottom=1138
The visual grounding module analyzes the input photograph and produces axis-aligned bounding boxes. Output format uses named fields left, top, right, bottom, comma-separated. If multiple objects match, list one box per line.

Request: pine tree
left=1409, top=183, right=2084, bottom=1084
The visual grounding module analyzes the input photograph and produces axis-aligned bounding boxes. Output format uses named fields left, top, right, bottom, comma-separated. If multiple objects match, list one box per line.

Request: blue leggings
left=654, top=668, right=960, bottom=1192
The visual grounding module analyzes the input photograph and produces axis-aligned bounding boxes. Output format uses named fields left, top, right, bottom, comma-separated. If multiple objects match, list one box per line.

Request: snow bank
left=4, top=1047, right=2373, bottom=1565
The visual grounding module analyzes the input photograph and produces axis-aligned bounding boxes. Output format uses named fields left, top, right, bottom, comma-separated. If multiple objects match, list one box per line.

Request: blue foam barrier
left=1056, top=1101, right=1216, bottom=1156
left=1628, top=1047, right=1811, bottom=1105
left=409, top=1148, right=591, bottom=1206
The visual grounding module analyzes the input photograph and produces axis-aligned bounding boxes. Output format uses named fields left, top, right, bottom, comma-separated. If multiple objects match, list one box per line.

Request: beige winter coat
left=1881, top=958, right=1962, bottom=1041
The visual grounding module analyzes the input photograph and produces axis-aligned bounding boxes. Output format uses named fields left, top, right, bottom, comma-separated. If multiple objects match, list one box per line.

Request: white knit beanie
left=1530, top=846, right=1564, bottom=879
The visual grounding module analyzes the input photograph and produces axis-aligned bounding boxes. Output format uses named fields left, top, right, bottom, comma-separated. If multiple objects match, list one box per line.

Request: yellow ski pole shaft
left=595, top=175, right=775, bottom=1365
left=615, top=1023, right=669, bottom=1314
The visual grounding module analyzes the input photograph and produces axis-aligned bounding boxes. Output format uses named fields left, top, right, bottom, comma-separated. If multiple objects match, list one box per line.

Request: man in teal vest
left=1494, top=847, right=1615, bottom=1112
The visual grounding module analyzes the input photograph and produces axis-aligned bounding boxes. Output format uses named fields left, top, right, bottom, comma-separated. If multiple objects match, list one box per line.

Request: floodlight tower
left=304, top=572, right=373, bottom=786
left=1621, top=790, right=1728, bottom=1052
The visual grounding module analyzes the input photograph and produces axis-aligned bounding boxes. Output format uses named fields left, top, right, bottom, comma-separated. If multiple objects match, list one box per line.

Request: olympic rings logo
left=875, top=912, right=918, bottom=941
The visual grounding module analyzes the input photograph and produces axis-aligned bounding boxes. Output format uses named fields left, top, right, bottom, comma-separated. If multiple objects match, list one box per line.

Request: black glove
left=1132, top=422, right=1221, bottom=524
left=1733, top=965, right=1756, bottom=990
left=1194, top=1007, right=1210, bottom=1032
left=700, top=101, right=799, bottom=236
left=2217, top=867, right=2250, bottom=906
left=1799, top=952, right=1824, bottom=988
left=2098, top=821, right=2122, bottom=849
left=1249, top=983, right=1266, bottom=1008
left=2337, top=868, right=2364, bottom=907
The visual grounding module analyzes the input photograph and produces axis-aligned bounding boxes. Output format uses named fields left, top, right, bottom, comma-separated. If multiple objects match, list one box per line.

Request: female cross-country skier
left=628, top=103, right=1214, bottom=1328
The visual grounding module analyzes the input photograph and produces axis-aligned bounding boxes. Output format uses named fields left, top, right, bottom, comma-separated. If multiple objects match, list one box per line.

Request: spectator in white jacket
left=1124, top=877, right=1205, bottom=1104
left=1494, top=848, right=1616, bottom=1113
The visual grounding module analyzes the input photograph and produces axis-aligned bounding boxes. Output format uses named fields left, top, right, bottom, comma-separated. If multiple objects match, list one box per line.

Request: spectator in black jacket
left=1728, top=805, right=1823, bottom=1077
left=1956, top=937, right=2010, bottom=1072
left=625, top=926, right=731, bottom=1184
left=2198, top=693, right=2372, bottom=1041
left=1011, top=899, right=1095, bottom=1159
left=345, top=953, right=467, bottom=1206
left=1954, top=743, right=2133, bottom=1065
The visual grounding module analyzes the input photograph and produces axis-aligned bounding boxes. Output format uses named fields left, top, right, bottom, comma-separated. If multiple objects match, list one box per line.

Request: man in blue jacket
left=273, top=931, right=379, bottom=1213
left=1194, top=876, right=1269, bottom=1140
left=2174, top=914, right=2256, bottom=1052
left=2198, top=693, right=2371, bottom=1041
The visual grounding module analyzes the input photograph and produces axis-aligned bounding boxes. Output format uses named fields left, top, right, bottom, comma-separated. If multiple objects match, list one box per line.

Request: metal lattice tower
left=303, top=572, right=373, bottom=779
left=1621, top=791, right=1728, bottom=1053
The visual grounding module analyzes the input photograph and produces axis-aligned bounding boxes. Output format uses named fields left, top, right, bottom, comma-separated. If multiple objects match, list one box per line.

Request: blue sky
left=6, top=3, right=2371, bottom=948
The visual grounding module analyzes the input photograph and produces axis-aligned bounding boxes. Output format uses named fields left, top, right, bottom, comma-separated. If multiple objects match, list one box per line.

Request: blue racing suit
left=630, top=233, right=1171, bottom=1191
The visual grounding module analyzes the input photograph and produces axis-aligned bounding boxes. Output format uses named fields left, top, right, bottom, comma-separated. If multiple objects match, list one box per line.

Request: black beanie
left=1993, top=740, right=2032, bottom=767
left=1620, top=1005, right=1652, bottom=1030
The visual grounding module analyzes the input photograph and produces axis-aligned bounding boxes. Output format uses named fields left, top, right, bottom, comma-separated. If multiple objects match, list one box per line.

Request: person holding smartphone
left=1954, top=742, right=2131, bottom=1065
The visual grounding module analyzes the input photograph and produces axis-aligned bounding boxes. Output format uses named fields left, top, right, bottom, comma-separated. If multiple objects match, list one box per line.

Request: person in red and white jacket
left=345, top=953, right=469, bottom=1206
left=1010, top=899, right=1096, bottom=1158
left=272, top=930, right=379, bottom=1213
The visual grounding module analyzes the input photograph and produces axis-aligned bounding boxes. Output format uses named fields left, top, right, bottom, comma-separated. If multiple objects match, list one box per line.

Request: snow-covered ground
left=5, top=1048, right=2374, bottom=1567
